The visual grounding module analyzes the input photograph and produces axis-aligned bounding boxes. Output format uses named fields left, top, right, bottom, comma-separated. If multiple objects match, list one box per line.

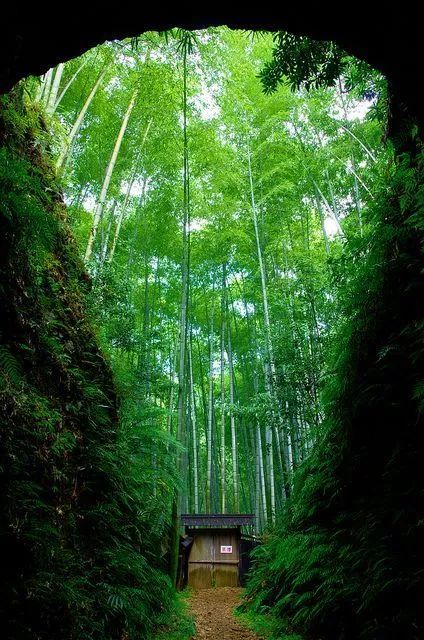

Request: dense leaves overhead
left=259, top=32, right=346, bottom=93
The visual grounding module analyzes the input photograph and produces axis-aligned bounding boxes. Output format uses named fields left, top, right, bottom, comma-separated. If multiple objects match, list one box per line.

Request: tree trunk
left=206, top=293, right=215, bottom=513
left=100, top=200, right=117, bottom=264
left=52, top=57, right=89, bottom=114
left=247, top=142, right=289, bottom=511
left=41, top=68, right=53, bottom=105
left=227, top=321, right=239, bottom=512
left=166, top=331, right=178, bottom=438
left=170, top=37, right=191, bottom=585
left=46, top=64, right=64, bottom=114
left=57, top=63, right=109, bottom=172
left=315, top=189, right=330, bottom=255
left=188, top=334, right=199, bottom=513
left=253, top=366, right=268, bottom=529
left=85, top=88, right=138, bottom=262
left=257, top=422, right=268, bottom=529
left=108, top=119, right=152, bottom=262
left=255, top=420, right=261, bottom=534
left=220, top=263, right=227, bottom=514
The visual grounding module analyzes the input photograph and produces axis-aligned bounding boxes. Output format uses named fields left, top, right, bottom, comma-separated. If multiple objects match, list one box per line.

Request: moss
left=0, top=91, right=175, bottom=639
left=244, top=145, right=424, bottom=639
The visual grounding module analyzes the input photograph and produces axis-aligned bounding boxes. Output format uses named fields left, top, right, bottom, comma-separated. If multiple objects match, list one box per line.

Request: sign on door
left=220, top=545, right=232, bottom=554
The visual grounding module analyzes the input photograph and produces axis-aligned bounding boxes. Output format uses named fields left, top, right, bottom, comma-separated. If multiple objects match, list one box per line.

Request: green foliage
left=235, top=606, right=299, bottom=639
left=154, top=590, right=195, bottom=640
left=0, top=93, right=179, bottom=639
left=258, top=31, right=387, bottom=126
left=44, top=25, right=388, bottom=540
left=2, top=26, right=418, bottom=640
left=243, top=148, right=424, bottom=639
left=259, top=32, right=345, bottom=93
left=0, top=344, right=23, bottom=385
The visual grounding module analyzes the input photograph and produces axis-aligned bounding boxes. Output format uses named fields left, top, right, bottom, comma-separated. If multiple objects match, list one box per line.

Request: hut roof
left=181, top=513, right=255, bottom=527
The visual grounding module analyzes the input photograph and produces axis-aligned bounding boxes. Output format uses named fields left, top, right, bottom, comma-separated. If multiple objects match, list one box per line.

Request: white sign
left=220, top=545, right=232, bottom=554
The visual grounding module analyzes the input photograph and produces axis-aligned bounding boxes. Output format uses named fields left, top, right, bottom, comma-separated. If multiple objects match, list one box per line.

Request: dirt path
left=189, top=587, right=260, bottom=640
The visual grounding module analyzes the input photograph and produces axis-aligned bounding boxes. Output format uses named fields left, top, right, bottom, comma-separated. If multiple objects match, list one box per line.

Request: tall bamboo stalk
left=41, top=68, right=53, bottom=105
left=57, top=63, right=109, bottom=172
left=85, top=87, right=138, bottom=262
left=108, top=118, right=152, bottom=262
left=188, top=334, right=199, bottom=513
left=100, top=200, right=117, bottom=263
left=248, top=141, right=291, bottom=518
left=220, top=263, right=227, bottom=514
left=227, top=320, right=239, bottom=512
left=206, top=292, right=215, bottom=513
left=170, top=33, right=191, bottom=585
left=52, top=57, right=89, bottom=114
left=46, top=64, right=64, bottom=114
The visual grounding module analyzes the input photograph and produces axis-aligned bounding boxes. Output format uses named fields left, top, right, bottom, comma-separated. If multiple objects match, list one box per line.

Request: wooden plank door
left=188, top=531, right=214, bottom=589
left=187, top=530, right=240, bottom=589
left=213, top=530, right=239, bottom=587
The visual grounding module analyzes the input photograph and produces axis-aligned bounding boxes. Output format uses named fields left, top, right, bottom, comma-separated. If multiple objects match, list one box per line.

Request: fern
left=244, top=148, right=424, bottom=640
left=0, top=344, right=22, bottom=385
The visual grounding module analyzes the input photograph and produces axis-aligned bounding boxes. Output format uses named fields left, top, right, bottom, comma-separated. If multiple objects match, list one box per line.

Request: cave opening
left=1, top=16, right=423, bottom=640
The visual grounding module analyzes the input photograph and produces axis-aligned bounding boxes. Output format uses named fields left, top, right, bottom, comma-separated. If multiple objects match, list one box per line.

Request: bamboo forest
left=1, top=21, right=423, bottom=640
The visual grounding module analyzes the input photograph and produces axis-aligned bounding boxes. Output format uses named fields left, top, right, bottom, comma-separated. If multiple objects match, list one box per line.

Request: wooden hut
left=180, top=513, right=256, bottom=589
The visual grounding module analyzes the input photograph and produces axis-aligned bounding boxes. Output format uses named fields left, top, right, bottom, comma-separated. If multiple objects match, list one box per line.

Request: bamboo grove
left=31, top=28, right=386, bottom=534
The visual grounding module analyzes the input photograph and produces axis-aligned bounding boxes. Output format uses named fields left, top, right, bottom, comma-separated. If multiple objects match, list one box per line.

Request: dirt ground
left=189, top=587, right=260, bottom=640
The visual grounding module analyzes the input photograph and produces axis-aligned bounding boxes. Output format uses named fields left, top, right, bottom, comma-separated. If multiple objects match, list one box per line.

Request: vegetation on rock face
left=0, top=92, right=178, bottom=639
left=243, top=37, right=424, bottom=640
left=243, top=152, right=424, bottom=639
left=0, top=25, right=422, bottom=640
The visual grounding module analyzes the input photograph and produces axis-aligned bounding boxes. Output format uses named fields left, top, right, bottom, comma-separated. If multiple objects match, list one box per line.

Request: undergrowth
left=154, top=590, right=195, bottom=640
left=243, top=146, right=424, bottom=639
left=0, top=88, right=178, bottom=639
left=235, top=607, right=301, bottom=640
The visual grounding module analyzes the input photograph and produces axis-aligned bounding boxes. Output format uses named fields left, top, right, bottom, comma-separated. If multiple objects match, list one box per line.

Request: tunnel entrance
left=1, top=16, right=423, bottom=640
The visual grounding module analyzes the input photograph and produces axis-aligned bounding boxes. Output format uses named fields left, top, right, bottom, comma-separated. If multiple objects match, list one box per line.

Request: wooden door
left=188, top=529, right=239, bottom=589
left=188, top=531, right=215, bottom=589
left=213, top=530, right=239, bottom=587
